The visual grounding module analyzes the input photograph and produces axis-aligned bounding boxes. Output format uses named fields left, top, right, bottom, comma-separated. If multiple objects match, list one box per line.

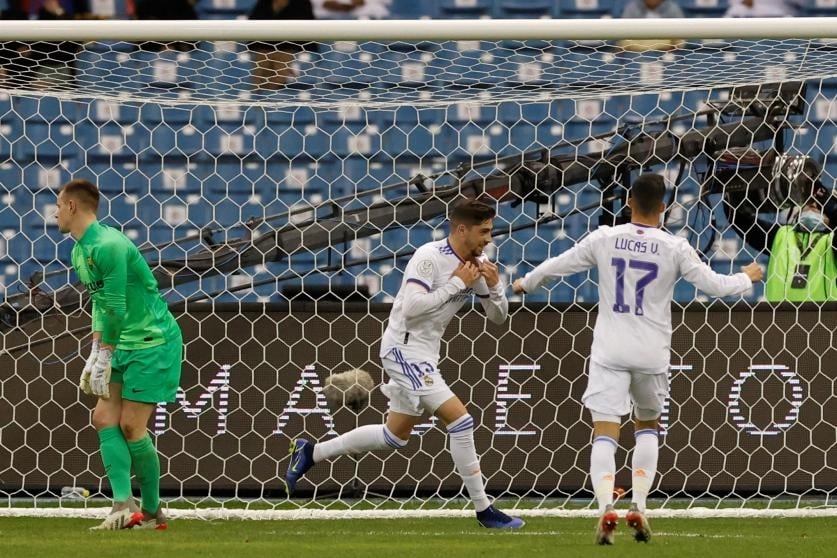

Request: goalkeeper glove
left=89, top=347, right=113, bottom=399
left=79, top=339, right=99, bottom=396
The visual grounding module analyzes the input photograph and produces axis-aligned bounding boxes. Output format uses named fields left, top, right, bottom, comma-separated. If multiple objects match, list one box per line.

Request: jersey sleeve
left=91, top=300, right=104, bottom=333
left=94, top=240, right=129, bottom=346
left=400, top=247, right=466, bottom=319
left=520, top=229, right=600, bottom=293
left=676, top=239, right=752, bottom=297
left=402, top=247, right=436, bottom=293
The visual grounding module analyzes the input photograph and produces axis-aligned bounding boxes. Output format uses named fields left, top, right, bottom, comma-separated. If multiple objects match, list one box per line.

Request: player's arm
left=95, top=240, right=129, bottom=347
left=474, top=260, right=508, bottom=324
left=401, top=251, right=479, bottom=319
left=86, top=241, right=128, bottom=398
left=677, top=240, right=762, bottom=296
left=512, top=231, right=599, bottom=294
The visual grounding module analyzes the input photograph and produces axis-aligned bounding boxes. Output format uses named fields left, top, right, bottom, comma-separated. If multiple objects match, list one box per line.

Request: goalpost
left=0, top=18, right=835, bottom=520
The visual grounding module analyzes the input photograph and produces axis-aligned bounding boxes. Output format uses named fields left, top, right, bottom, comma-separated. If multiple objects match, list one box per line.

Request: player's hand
left=478, top=260, right=500, bottom=288
left=452, top=262, right=480, bottom=287
left=89, top=347, right=114, bottom=399
left=512, top=278, right=527, bottom=295
left=79, top=339, right=99, bottom=395
left=741, top=263, right=764, bottom=283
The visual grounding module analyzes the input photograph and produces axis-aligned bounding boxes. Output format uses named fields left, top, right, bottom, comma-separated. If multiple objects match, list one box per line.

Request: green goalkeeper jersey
left=70, top=221, right=180, bottom=350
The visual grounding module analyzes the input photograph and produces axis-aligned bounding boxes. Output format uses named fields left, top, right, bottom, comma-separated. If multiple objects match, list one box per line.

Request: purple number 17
left=611, top=257, right=659, bottom=316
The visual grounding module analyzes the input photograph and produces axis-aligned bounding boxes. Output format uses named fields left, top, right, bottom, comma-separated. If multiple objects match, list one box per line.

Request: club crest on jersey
left=87, top=257, right=94, bottom=268
left=417, top=259, right=434, bottom=278
left=424, top=375, right=434, bottom=386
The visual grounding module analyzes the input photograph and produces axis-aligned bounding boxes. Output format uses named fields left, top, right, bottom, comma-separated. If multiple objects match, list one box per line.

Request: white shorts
left=581, top=361, right=670, bottom=422
left=380, top=354, right=455, bottom=417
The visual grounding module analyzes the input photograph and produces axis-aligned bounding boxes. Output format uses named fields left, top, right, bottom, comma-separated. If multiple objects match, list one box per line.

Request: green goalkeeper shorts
left=111, top=333, right=183, bottom=404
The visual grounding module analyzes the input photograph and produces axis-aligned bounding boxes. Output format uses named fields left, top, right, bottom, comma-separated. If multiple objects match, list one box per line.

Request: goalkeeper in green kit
left=56, top=179, right=182, bottom=531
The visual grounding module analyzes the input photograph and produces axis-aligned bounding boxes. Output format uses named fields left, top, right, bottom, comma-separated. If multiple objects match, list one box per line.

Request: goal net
left=0, top=19, right=835, bottom=519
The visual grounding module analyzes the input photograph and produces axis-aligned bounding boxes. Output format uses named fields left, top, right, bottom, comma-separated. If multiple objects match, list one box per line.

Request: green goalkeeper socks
left=98, top=426, right=133, bottom=502
left=127, top=434, right=161, bottom=514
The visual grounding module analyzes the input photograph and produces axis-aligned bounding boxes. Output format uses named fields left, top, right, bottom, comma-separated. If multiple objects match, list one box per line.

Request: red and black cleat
left=626, top=504, right=652, bottom=543
left=595, top=505, right=619, bottom=545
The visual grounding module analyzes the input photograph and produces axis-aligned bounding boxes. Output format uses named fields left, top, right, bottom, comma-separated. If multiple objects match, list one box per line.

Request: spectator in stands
left=725, top=0, right=796, bottom=17
left=249, top=0, right=316, bottom=90
left=619, top=0, right=684, bottom=52
left=0, top=0, right=36, bottom=88
left=0, top=0, right=88, bottom=89
left=724, top=156, right=837, bottom=302
left=135, top=0, right=198, bottom=51
left=135, top=0, right=197, bottom=19
left=311, top=0, right=390, bottom=19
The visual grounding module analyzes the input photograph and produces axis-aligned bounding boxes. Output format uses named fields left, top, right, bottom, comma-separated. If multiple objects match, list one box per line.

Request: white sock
left=312, top=425, right=407, bottom=463
left=590, top=436, right=618, bottom=512
left=631, top=429, right=659, bottom=512
left=447, top=414, right=491, bottom=512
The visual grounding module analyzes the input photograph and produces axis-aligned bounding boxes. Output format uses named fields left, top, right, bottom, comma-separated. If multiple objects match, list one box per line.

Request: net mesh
left=0, top=34, right=835, bottom=513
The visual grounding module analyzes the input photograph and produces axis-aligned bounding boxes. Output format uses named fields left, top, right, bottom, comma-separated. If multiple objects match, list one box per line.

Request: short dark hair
left=449, top=198, right=496, bottom=226
left=630, top=173, right=666, bottom=215
left=60, top=179, right=100, bottom=212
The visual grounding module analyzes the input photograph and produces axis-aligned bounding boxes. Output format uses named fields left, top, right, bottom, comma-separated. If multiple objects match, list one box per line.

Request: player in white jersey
left=512, top=174, right=763, bottom=544
left=284, top=199, right=524, bottom=529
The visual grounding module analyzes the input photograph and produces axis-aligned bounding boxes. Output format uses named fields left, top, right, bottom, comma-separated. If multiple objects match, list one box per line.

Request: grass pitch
left=1, top=516, right=834, bottom=558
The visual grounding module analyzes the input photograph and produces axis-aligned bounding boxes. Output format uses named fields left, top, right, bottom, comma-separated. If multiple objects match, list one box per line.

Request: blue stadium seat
left=75, top=121, right=151, bottom=158
left=798, top=0, right=837, bottom=15
left=495, top=0, right=557, bottom=18
left=380, top=122, right=445, bottom=160
left=329, top=124, right=382, bottom=158
left=559, top=49, right=625, bottom=88
left=139, top=104, right=205, bottom=127
left=179, top=124, right=240, bottom=158
left=376, top=49, right=440, bottom=88
left=0, top=93, right=12, bottom=121
left=100, top=194, right=139, bottom=224
left=73, top=163, right=133, bottom=195
left=0, top=121, right=14, bottom=160
left=128, top=50, right=202, bottom=92
left=12, top=121, right=76, bottom=160
left=9, top=96, right=80, bottom=123
left=253, top=124, right=328, bottom=160
left=447, top=101, right=499, bottom=126
left=319, top=42, right=384, bottom=87
left=390, top=0, right=430, bottom=17
left=75, top=48, right=133, bottom=93
left=437, top=0, right=493, bottom=18
left=432, top=42, right=514, bottom=87
left=678, top=0, right=728, bottom=17
left=559, top=0, right=616, bottom=16
left=196, top=0, right=257, bottom=18
left=87, top=100, right=142, bottom=125
left=265, top=106, right=316, bottom=127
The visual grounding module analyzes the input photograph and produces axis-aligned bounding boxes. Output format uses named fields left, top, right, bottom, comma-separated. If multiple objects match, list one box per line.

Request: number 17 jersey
left=520, top=224, right=752, bottom=371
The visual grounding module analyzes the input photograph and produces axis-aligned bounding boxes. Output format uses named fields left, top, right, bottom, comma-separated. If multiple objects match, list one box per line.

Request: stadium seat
left=437, top=0, right=493, bottom=18
left=798, top=0, right=837, bottom=16
left=391, top=0, right=432, bottom=17
left=380, top=122, right=445, bottom=160
left=495, top=0, right=557, bottom=18
left=559, top=0, right=616, bottom=17
left=264, top=106, right=316, bottom=127
left=250, top=120, right=330, bottom=160
left=9, top=96, right=80, bottom=124
left=12, top=121, right=76, bottom=161
left=432, top=42, right=515, bottom=88
left=195, top=0, right=257, bottom=18
left=678, top=0, right=728, bottom=17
